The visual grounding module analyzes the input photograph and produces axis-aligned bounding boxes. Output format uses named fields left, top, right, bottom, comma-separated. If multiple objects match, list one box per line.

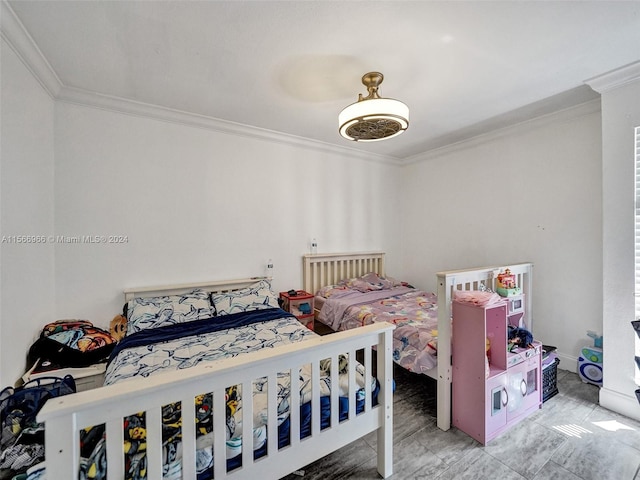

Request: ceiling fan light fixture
left=339, top=72, right=409, bottom=142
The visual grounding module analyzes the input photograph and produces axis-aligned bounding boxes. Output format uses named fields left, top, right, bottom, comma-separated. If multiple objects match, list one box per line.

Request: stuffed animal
left=508, top=326, right=534, bottom=350
left=110, top=314, right=127, bottom=342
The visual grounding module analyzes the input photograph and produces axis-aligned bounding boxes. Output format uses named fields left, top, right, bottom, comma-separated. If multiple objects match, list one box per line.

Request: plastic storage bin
left=542, top=357, right=560, bottom=402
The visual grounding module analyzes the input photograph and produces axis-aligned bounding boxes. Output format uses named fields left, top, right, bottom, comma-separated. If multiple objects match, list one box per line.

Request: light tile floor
left=282, top=365, right=640, bottom=480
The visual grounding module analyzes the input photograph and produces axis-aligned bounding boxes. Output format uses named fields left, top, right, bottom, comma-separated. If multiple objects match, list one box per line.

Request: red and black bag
left=27, top=320, right=116, bottom=368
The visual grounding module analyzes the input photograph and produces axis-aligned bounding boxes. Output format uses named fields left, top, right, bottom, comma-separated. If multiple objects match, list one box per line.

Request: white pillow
left=211, top=279, right=279, bottom=316
left=126, top=289, right=214, bottom=335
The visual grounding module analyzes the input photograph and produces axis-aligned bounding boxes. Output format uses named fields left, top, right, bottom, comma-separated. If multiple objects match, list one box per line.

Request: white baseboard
left=551, top=352, right=640, bottom=423
left=600, top=387, right=640, bottom=423
left=555, top=352, right=577, bottom=374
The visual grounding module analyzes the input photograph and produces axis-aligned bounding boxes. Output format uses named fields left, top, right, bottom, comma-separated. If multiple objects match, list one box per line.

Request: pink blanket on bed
left=318, top=286, right=439, bottom=373
left=318, top=286, right=413, bottom=330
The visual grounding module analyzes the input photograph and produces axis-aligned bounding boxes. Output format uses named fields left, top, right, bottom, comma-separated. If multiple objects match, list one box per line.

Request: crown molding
left=1, top=0, right=399, bottom=167
left=585, top=61, right=640, bottom=94
left=403, top=98, right=601, bottom=165
left=1, top=0, right=62, bottom=98
left=1, top=0, right=399, bottom=166
left=56, top=85, right=401, bottom=166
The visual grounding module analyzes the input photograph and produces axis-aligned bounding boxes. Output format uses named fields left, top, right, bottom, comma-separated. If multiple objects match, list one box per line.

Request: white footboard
left=38, top=323, right=395, bottom=480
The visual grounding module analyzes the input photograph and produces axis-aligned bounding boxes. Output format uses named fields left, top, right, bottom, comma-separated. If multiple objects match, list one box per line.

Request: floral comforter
left=317, top=284, right=439, bottom=373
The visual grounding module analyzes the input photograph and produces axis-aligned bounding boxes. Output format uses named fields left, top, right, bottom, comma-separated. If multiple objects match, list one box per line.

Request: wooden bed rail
left=38, top=322, right=396, bottom=480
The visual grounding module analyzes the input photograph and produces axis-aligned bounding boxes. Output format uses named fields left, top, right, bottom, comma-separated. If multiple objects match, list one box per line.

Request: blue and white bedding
left=105, top=308, right=315, bottom=385
left=101, top=306, right=375, bottom=480
left=31, top=281, right=379, bottom=480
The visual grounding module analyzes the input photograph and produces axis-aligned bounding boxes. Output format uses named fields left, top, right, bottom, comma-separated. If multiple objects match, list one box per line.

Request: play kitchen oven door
left=488, top=356, right=540, bottom=427
left=505, top=355, right=540, bottom=420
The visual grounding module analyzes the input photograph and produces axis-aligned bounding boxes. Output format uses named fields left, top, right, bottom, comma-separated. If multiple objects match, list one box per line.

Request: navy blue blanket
left=108, top=308, right=295, bottom=366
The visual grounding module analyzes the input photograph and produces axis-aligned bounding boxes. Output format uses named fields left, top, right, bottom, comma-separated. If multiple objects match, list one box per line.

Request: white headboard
left=303, top=252, right=385, bottom=295
left=123, top=277, right=269, bottom=302
left=436, top=262, right=534, bottom=329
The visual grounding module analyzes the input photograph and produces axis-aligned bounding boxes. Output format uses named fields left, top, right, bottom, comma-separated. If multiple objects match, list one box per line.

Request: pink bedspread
left=317, top=286, right=439, bottom=373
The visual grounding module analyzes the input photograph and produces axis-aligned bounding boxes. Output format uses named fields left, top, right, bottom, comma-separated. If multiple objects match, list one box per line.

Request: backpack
left=27, top=320, right=116, bottom=368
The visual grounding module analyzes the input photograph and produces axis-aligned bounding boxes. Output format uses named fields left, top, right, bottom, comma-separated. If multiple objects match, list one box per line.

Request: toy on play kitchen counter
left=496, top=269, right=522, bottom=297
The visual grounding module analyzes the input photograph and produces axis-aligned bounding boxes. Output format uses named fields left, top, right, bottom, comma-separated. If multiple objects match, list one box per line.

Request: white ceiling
left=6, top=1, right=640, bottom=161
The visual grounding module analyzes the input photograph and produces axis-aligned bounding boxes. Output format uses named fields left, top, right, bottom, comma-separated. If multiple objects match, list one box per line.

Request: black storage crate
left=542, top=357, right=560, bottom=402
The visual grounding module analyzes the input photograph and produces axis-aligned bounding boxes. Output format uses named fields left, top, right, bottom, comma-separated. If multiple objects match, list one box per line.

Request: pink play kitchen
left=451, top=269, right=542, bottom=444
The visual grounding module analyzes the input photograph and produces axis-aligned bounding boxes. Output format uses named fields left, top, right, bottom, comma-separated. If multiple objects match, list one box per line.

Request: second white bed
left=303, top=252, right=533, bottom=431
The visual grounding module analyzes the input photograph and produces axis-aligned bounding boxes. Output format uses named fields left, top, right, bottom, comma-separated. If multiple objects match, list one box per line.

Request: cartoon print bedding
left=75, top=308, right=376, bottom=480
left=316, top=273, right=439, bottom=374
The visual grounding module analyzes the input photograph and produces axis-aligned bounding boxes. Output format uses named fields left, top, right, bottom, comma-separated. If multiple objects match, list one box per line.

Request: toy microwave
left=504, top=294, right=525, bottom=315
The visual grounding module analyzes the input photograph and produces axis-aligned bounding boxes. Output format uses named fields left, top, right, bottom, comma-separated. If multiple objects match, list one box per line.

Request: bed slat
left=241, top=380, right=253, bottom=470
left=330, top=353, right=339, bottom=428
left=105, top=419, right=124, bottom=472
left=213, top=388, right=226, bottom=479
left=145, top=408, right=162, bottom=480
left=364, top=347, right=372, bottom=413
left=311, top=360, right=321, bottom=437
left=376, top=326, right=393, bottom=478
left=289, top=367, right=301, bottom=449
left=181, top=395, right=197, bottom=480
left=348, top=349, right=356, bottom=421
left=303, top=252, right=385, bottom=299
left=267, top=372, right=278, bottom=458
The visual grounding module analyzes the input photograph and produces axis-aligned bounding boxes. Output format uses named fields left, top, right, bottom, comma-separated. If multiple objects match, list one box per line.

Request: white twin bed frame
left=303, top=252, right=533, bottom=432
left=38, top=278, right=396, bottom=479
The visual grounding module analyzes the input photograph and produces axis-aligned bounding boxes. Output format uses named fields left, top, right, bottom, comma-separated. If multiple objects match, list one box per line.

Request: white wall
left=399, top=102, right=604, bottom=371
left=596, top=67, right=640, bottom=421
left=52, top=102, right=403, bottom=330
left=0, top=41, right=608, bottom=391
left=0, top=38, right=56, bottom=386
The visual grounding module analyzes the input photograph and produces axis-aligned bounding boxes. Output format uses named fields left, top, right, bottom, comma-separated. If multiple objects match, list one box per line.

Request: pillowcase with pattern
left=340, top=272, right=399, bottom=292
left=316, top=284, right=349, bottom=298
left=126, top=289, right=214, bottom=335
left=211, top=279, right=279, bottom=316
